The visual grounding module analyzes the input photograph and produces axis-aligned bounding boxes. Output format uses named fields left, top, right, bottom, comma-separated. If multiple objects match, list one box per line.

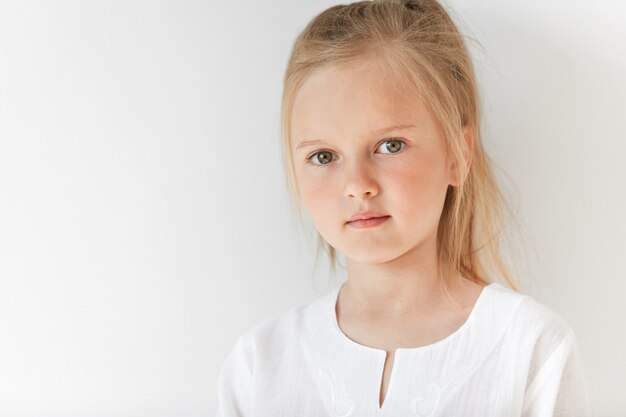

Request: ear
left=449, top=126, right=474, bottom=187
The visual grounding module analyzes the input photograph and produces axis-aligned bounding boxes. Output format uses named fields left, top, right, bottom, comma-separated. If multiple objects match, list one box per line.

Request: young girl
left=216, top=0, right=592, bottom=415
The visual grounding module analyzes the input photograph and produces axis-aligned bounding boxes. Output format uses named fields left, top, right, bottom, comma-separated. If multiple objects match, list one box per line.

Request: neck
left=343, top=236, right=457, bottom=318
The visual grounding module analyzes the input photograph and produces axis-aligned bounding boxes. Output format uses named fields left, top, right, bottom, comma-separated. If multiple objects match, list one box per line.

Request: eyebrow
left=295, top=124, right=416, bottom=150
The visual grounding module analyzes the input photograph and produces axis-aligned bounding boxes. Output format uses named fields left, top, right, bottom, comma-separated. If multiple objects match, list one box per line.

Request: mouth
left=346, top=215, right=391, bottom=229
left=347, top=211, right=389, bottom=222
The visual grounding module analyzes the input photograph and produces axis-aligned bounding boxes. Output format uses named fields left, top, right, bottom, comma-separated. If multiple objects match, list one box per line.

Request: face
left=290, top=59, right=458, bottom=265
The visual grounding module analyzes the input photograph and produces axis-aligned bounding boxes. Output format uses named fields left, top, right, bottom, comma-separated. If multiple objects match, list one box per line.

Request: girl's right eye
left=305, top=151, right=334, bottom=168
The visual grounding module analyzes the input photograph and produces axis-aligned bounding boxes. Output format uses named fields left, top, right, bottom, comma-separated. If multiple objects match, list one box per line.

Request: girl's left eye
left=377, top=138, right=406, bottom=154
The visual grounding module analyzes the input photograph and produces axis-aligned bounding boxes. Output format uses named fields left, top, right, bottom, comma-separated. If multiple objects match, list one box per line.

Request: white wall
left=0, top=1, right=623, bottom=416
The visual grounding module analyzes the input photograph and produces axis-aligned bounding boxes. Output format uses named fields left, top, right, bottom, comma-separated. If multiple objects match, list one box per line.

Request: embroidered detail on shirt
left=410, top=368, right=468, bottom=416
left=318, top=366, right=356, bottom=417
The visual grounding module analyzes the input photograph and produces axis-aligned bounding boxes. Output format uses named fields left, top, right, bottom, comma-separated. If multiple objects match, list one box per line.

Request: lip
left=347, top=211, right=389, bottom=222
left=347, top=215, right=390, bottom=229
left=346, top=210, right=390, bottom=229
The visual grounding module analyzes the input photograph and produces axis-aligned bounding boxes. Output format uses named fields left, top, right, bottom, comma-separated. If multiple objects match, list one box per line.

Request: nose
left=343, top=161, right=379, bottom=200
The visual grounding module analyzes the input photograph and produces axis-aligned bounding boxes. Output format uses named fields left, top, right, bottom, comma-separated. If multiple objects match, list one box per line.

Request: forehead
left=291, top=60, right=425, bottom=143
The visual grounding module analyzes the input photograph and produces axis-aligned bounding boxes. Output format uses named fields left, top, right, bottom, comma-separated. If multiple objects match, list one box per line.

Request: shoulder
left=489, top=284, right=571, bottom=332
left=216, top=291, right=335, bottom=415
left=228, top=287, right=335, bottom=358
left=484, top=283, right=579, bottom=367
left=480, top=284, right=593, bottom=414
left=486, top=283, right=574, bottom=337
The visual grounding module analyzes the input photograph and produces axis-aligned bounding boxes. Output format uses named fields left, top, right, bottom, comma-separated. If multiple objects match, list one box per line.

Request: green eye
left=307, top=151, right=334, bottom=166
left=378, top=139, right=405, bottom=154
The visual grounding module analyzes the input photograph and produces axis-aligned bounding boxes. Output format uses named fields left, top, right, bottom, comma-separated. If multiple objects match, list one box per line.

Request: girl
left=216, top=0, right=592, bottom=415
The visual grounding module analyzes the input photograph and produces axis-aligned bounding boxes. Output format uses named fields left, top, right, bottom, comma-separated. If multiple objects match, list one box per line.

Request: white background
left=0, top=1, right=624, bottom=415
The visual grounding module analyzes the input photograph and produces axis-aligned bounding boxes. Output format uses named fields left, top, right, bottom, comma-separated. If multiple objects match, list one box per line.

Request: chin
left=342, top=248, right=397, bottom=265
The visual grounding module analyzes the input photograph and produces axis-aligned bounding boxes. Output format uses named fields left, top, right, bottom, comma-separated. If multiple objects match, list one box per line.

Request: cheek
left=296, top=169, right=337, bottom=220
left=389, top=156, right=449, bottom=222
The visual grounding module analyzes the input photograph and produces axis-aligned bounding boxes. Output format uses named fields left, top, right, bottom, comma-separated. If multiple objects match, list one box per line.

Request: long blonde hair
left=280, top=0, right=518, bottom=291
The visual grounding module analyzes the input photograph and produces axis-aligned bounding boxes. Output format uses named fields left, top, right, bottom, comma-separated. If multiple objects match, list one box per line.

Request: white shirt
left=215, top=282, right=593, bottom=416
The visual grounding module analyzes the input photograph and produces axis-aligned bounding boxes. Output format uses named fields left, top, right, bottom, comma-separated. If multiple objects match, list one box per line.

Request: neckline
left=327, top=282, right=499, bottom=355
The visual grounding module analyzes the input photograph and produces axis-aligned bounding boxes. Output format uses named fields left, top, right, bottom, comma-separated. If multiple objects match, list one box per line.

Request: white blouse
left=215, top=282, right=593, bottom=416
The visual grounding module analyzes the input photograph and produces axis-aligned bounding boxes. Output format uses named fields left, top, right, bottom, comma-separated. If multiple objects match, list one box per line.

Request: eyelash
left=304, top=138, right=407, bottom=168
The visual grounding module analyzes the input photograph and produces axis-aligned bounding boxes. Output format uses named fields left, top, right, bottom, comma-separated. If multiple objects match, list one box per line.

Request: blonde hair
left=280, top=0, right=518, bottom=291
